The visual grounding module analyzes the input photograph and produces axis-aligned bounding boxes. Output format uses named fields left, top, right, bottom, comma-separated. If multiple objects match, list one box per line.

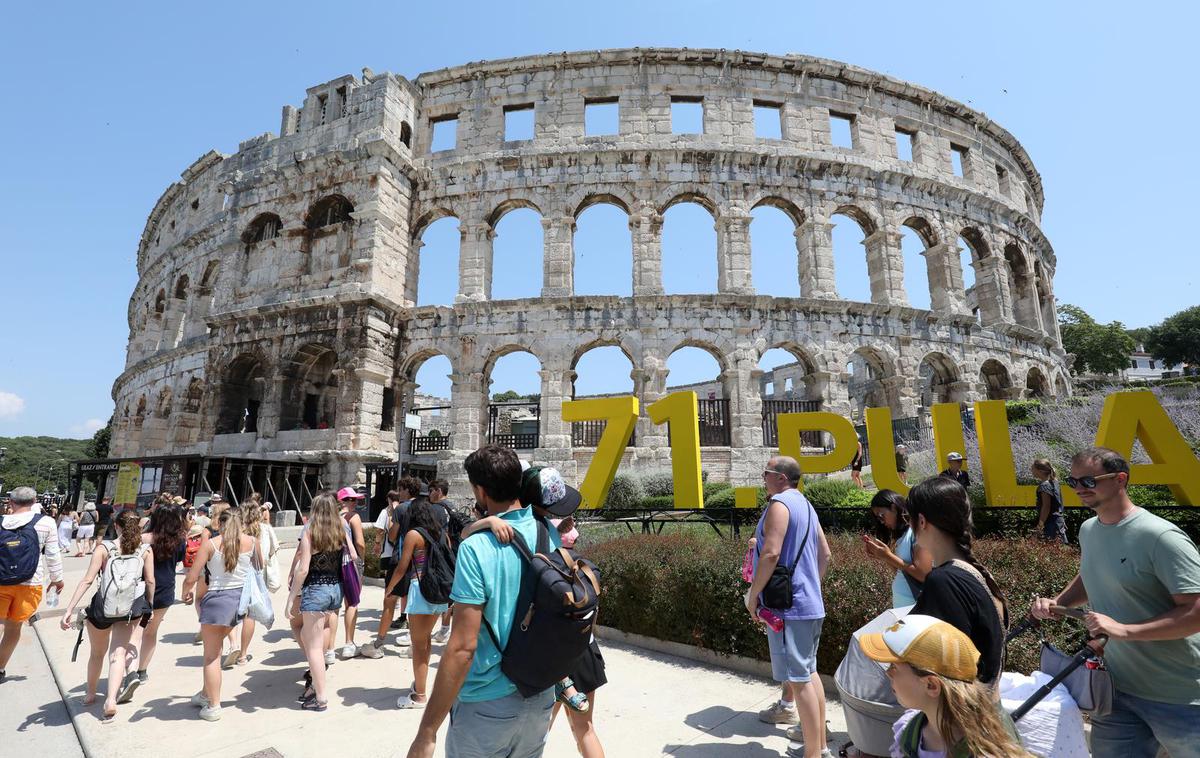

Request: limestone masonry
left=109, top=48, right=1070, bottom=492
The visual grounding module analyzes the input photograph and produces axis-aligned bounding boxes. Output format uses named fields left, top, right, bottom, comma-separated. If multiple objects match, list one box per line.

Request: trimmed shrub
left=802, top=478, right=858, bottom=509
left=705, top=486, right=766, bottom=509
left=638, top=495, right=675, bottom=510
left=585, top=531, right=1082, bottom=676
left=603, top=474, right=644, bottom=509
left=835, top=488, right=875, bottom=508
left=703, top=481, right=733, bottom=501
left=1005, top=399, right=1043, bottom=425
left=640, top=471, right=675, bottom=498
left=1127, top=484, right=1176, bottom=507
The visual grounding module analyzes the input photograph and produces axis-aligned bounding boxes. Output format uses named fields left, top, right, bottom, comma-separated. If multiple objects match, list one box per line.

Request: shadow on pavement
left=256, top=647, right=307, bottom=668
left=158, top=632, right=197, bottom=646
left=664, top=741, right=783, bottom=757
left=127, top=696, right=202, bottom=723
left=18, top=700, right=72, bottom=731
left=336, top=685, right=403, bottom=711
left=228, top=667, right=316, bottom=713
left=684, top=705, right=782, bottom=739
left=261, top=628, right=295, bottom=644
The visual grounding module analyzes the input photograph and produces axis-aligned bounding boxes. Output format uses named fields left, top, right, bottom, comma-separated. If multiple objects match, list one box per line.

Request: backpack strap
left=898, top=711, right=926, bottom=758
left=481, top=519, right=544, bottom=655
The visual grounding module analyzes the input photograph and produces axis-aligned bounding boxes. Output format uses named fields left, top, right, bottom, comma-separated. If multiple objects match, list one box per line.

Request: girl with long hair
left=59, top=509, right=155, bottom=719
left=182, top=506, right=259, bottom=721
left=1030, top=459, right=1068, bottom=544
left=286, top=492, right=346, bottom=712
left=905, top=477, right=1009, bottom=686
left=137, top=504, right=186, bottom=682
left=862, top=490, right=932, bottom=608
left=226, top=501, right=265, bottom=667
left=336, top=490, right=366, bottom=659
left=383, top=498, right=450, bottom=708
left=860, top=614, right=1030, bottom=758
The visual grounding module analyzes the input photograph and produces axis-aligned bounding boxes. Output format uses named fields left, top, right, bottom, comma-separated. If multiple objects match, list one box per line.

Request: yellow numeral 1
left=561, top=396, right=640, bottom=509
left=647, top=391, right=704, bottom=509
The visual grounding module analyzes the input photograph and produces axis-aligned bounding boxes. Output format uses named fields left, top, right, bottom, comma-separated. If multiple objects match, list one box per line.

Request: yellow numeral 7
left=561, top=396, right=639, bottom=509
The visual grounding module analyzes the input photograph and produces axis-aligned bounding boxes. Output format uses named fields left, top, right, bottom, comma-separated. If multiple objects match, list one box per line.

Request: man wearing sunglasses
left=1031, top=446, right=1200, bottom=758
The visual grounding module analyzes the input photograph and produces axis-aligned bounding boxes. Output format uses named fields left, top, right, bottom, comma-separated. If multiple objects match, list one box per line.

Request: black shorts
left=87, top=593, right=151, bottom=630
left=383, top=557, right=410, bottom=598
left=568, top=641, right=607, bottom=694
left=851, top=454, right=863, bottom=472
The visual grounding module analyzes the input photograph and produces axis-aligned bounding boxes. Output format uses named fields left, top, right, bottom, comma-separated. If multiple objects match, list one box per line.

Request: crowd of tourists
left=2, top=441, right=1198, bottom=757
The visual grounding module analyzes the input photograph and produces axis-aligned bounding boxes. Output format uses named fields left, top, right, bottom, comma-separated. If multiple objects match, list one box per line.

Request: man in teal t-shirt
left=405, top=445, right=558, bottom=758
left=1033, top=447, right=1200, bottom=758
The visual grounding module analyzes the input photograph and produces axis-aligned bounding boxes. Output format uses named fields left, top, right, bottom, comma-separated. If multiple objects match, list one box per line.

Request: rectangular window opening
left=829, top=112, right=854, bottom=148
left=895, top=129, right=915, bottom=161
left=430, top=115, right=458, bottom=152
left=503, top=104, right=535, bottom=142
left=317, top=94, right=329, bottom=126
left=753, top=101, right=783, bottom=140
left=671, top=97, right=704, bottom=134
left=950, top=144, right=969, bottom=178
left=584, top=98, right=619, bottom=136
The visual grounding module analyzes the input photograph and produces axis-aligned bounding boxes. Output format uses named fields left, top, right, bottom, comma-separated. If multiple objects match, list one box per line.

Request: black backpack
left=412, top=527, right=456, bottom=604
left=483, top=520, right=602, bottom=697
left=440, top=502, right=468, bottom=551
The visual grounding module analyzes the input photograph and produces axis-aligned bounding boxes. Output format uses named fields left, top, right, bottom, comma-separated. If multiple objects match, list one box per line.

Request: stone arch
left=846, top=345, right=898, bottom=419
left=199, top=260, right=220, bottom=289
left=484, top=347, right=543, bottom=450
left=411, top=205, right=465, bottom=240
left=750, top=200, right=802, bottom=297
left=900, top=215, right=940, bottom=248
left=571, top=190, right=635, bottom=218
left=1034, top=260, right=1055, bottom=336
left=486, top=198, right=543, bottom=227
left=1004, top=242, right=1038, bottom=329
left=570, top=338, right=637, bottom=371
left=900, top=216, right=938, bottom=310
left=154, top=290, right=166, bottom=315
left=656, top=186, right=721, bottom=217
left=571, top=343, right=636, bottom=399
left=1025, top=366, right=1050, bottom=399
left=574, top=199, right=632, bottom=297
left=490, top=204, right=544, bottom=300
left=662, top=199, right=718, bottom=294
left=241, top=212, right=282, bottom=249
left=980, top=358, right=1013, bottom=400
left=216, top=354, right=267, bottom=434
left=829, top=205, right=877, bottom=303
left=482, top=343, right=543, bottom=382
left=958, top=227, right=991, bottom=318
left=917, top=351, right=960, bottom=408
left=173, top=274, right=190, bottom=300
left=400, top=348, right=457, bottom=382
left=156, top=386, right=173, bottom=418
left=750, top=196, right=805, bottom=227
left=279, top=343, right=339, bottom=431
left=414, top=214, right=461, bottom=306
left=758, top=344, right=822, bottom=403
left=831, top=204, right=880, bottom=236
left=305, top=194, right=354, bottom=229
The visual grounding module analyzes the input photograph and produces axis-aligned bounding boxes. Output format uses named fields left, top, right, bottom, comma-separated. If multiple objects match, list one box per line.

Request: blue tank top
left=753, top=488, right=825, bottom=621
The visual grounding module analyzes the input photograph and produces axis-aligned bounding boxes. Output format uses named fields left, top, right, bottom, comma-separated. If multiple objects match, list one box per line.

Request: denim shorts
left=446, top=689, right=555, bottom=758
left=1090, top=689, right=1200, bottom=758
left=300, top=582, right=343, bottom=613
left=767, top=616, right=824, bottom=683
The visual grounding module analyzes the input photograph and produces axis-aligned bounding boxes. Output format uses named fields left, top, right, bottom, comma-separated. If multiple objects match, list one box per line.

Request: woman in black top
left=906, top=477, right=1009, bottom=685
left=138, top=504, right=186, bottom=683
left=1031, top=459, right=1068, bottom=544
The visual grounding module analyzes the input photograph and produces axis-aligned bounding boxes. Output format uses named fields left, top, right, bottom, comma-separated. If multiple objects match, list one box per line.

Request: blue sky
left=1, top=1, right=1196, bottom=436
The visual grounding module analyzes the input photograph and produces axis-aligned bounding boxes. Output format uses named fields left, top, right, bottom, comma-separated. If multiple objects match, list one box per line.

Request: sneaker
left=396, top=693, right=426, bottom=709
left=758, top=700, right=799, bottom=724
left=397, top=645, right=412, bottom=658
left=786, top=725, right=804, bottom=742
left=432, top=626, right=451, bottom=644
left=199, top=704, right=222, bottom=722
left=339, top=643, right=358, bottom=660
left=136, top=670, right=148, bottom=684
left=116, top=672, right=142, bottom=704
left=786, top=749, right=834, bottom=758
left=324, top=650, right=336, bottom=666
left=190, top=691, right=211, bottom=708
left=192, top=631, right=202, bottom=646
left=394, top=629, right=411, bottom=646
left=359, top=639, right=384, bottom=659
left=390, top=618, right=407, bottom=630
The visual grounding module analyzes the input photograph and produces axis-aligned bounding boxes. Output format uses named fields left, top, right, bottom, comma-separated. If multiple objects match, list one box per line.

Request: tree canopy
left=1058, top=304, right=1136, bottom=375
left=1146, top=305, right=1200, bottom=369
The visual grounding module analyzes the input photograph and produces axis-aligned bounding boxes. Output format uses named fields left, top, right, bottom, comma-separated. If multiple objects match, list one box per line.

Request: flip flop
left=221, top=649, right=241, bottom=670
left=235, top=655, right=254, bottom=666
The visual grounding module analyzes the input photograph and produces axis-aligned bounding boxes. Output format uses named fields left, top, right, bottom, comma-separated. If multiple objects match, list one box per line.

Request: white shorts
left=76, top=525, right=95, bottom=540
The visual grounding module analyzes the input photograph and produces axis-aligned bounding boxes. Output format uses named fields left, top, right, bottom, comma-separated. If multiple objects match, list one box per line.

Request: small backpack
left=97, top=541, right=147, bottom=619
left=483, top=520, right=602, bottom=697
left=182, top=534, right=203, bottom=568
left=413, top=527, right=456, bottom=604
left=0, top=514, right=44, bottom=585
left=440, top=503, right=468, bottom=551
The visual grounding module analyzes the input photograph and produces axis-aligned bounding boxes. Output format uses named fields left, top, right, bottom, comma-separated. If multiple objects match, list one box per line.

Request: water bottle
left=45, top=587, right=59, bottom=608
left=757, top=606, right=784, bottom=633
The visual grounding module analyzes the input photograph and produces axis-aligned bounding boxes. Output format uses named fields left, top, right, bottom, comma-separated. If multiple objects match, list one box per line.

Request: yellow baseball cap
left=858, top=614, right=980, bottom=682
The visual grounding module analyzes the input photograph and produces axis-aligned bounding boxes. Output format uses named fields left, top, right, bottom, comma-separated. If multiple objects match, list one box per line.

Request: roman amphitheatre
left=104, top=47, right=1069, bottom=508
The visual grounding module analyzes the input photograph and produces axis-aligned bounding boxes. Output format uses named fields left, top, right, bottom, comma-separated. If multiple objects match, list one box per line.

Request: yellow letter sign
left=561, top=396, right=639, bottom=509
left=776, top=412, right=858, bottom=492
left=1096, top=390, right=1200, bottom=506
left=647, top=391, right=704, bottom=508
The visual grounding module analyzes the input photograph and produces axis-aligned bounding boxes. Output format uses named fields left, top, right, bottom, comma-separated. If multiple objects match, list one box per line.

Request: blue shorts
left=1090, top=689, right=1200, bottom=758
left=767, top=617, right=824, bottom=683
left=300, top=583, right=343, bottom=613
left=407, top=579, right=448, bottom=616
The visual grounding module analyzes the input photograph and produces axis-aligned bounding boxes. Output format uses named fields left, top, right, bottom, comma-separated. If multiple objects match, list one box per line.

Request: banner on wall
left=161, top=459, right=187, bottom=495
left=114, top=462, right=141, bottom=507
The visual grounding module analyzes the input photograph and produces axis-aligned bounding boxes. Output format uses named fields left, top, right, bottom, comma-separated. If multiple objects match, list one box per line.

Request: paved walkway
left=1, top=550, right=850, bottom=757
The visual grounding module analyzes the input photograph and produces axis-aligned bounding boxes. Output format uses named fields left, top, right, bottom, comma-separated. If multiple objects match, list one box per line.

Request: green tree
left=1058, top=304, right=1136, bottom=375
left=491, top=389, right=523, bottom=402
left=1146, top=306, right=1200, bottom=369
left=84, top=418, right=112, bottom=460
left=1126, top=326, right=1153, bottom=348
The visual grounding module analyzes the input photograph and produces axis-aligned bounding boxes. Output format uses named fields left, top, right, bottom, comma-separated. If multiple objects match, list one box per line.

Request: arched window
left=574, top=199, right=632, bottom=296
left=918, top=352, right=960, bottom=408
left=666, top=345, right=729, bottom=446
left=416, top=216, right=461, bottom=306
left=242, top=213, right=282, bottom=249
left=662, top=200, right=717, bottom=295
left=571, top=345, right=635, bottom=447
left=306, top=195, right=354, bottom=230
left=216, top=355, right=266, bottom=434
left=899, top=218, right=936, bottom=310
left=174, top=275, right=190, bottom=300
left=490, top=207, right=543, bottom=300
left=830, top=209, right=874, bottom=303
left=280, top=345, right=339, bottom=431
left=1026, top=367, right=1050, bottom=399
left=750, top=203, right=802, bottom=297
left=486, top=350, right=543, bottom=450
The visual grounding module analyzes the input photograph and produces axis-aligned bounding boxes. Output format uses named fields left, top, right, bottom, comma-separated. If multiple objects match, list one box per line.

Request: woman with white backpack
left=59, top=509, right=155, bottom=719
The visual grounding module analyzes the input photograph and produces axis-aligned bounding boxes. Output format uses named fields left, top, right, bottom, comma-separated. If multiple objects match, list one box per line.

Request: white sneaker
left=396, top=692, right=426, bottom=709
left=339, top=643, right=358, bottom=660
left=758, top=700, right=798, bottom=724
left=324, top=650, right=336, bottom=666
left=190, top=691, right=211, bottom=708
left=395, top=630, right=411, bottom=646
left=432, top=626, right=451, bottom=644
left=359, top=639, right=384, bottom=659
left=199, top=704, right=222, bottom=722
left=397, top=645, right=412, bottom=658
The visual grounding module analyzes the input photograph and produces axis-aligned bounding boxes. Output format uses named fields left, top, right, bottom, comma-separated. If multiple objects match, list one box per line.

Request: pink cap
left=336, top=487, right=365, bottom=501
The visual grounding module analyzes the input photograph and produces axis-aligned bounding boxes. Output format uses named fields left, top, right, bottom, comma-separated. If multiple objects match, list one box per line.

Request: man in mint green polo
left=1033, top=446, right=1200, bottom=758
left=406, top=445, right=561, bottom=758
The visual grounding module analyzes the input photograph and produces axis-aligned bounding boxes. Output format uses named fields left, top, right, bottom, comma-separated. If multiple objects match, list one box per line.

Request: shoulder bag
left=760, top=499, right=813, bottom=611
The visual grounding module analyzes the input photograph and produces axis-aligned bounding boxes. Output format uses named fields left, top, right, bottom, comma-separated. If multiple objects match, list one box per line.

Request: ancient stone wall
left=111, top=49, right=1070, bottom=493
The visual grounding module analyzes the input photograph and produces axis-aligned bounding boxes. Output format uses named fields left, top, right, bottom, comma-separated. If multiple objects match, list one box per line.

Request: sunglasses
left=1065, top=472, right=1120, bottom=489
left=762, top=469, right=783, bottom=477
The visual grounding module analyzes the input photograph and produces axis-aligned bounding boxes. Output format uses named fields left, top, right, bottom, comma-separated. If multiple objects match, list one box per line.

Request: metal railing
left=410, top=434, right=451, bottom=453
left=762, top=399, right=822, bottom=447
left=571, top=420, right=636, bottom=447
left=488, top=401, right=541, bottom=450
left=698, top=398, right=731, bottom=447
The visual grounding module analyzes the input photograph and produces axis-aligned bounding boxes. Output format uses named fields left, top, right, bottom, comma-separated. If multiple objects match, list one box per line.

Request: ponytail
left=221, top=510, right=244, bottom=573
left=1032, top=458, right=1056, bottom=482
left=955, top=535, right=1009, bottom=627
left=116, top=510, right=141, bottom=555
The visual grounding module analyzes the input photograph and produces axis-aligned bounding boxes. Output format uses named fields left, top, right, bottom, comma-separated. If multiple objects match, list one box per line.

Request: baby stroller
left=835, top=605, right=1108, bottom=757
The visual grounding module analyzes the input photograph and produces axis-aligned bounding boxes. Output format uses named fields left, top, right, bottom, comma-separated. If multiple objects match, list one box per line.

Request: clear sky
left=1, top=0, right=1196, bottom=436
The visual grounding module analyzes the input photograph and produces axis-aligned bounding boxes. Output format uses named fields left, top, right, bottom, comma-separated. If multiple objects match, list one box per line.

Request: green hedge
left=586, top=531, right=1082, bottom=676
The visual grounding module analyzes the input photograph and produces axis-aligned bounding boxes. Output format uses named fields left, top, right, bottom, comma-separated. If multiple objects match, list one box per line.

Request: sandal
left=299, top=695, right=328, bottom=712
left=298, top=684, right=315, bottom=702
left=555, top=679, right=590, bottom=713
left=236, top=654, right=253, bottom=666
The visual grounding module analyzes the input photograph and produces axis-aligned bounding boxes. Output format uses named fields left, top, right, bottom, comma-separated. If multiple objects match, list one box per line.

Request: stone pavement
left=1, top=550, right=851, bottom=757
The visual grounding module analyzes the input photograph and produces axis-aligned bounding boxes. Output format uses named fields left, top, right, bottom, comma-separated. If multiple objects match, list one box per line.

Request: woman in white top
left=59, top=510, right=155, bottom=719
left=57, top=510, right=77, bottom=554
left=181, top=508, right=258, bottom=722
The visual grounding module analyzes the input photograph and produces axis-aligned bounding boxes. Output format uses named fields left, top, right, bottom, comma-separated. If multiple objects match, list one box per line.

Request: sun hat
left=947, top=452, right=964, bottom=461
left=519, top=465, right=583, bottom=517
left=261, top=501, right=274, bottom=511
left=336, top=486, right=365, bottom=501
left=859, top=614, right=980, bottom=682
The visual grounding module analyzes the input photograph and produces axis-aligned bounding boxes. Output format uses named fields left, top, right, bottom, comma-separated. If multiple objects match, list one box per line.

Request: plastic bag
left=239, top=569, right=275, bottom=629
